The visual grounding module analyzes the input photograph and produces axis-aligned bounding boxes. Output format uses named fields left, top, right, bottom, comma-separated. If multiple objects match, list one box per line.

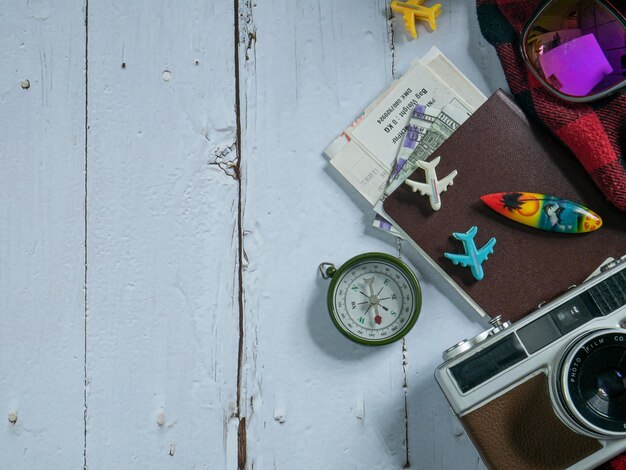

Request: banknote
left=372, top=214, right=402, bottom=236
left=373, top=103, right=439, bottom=237
left=372, top=100, right=473, bottom=236
left=389, top=104, right=439, bottom=181
left=384, top=100, right=472, bottom=198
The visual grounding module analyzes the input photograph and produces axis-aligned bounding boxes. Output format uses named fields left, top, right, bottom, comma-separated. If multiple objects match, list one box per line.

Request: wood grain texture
left=239, top=1, right=504, bottom=469
left=86, top=1, right=240, bottom=468
left=238, top=1, right=410, bottom=468
left=0, top=0, right=86, bottom=468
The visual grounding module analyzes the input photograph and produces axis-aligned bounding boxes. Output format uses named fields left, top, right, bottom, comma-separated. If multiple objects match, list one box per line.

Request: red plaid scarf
left=476, top=0, right=626, bottom=213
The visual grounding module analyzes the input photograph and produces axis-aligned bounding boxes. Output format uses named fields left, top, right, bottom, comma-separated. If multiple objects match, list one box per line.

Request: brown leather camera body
left=460, top=373, right=602, bottom=470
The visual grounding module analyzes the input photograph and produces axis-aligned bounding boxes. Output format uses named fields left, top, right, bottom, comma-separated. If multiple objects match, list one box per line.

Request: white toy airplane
left=404, top=156, right=457, bottom=211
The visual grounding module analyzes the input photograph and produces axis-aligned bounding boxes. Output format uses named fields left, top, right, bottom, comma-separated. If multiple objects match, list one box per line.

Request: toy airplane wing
left=452, top=226, right=477, bottom=241
left=437, top=170, right=458, bottom=194
left=443, top=252, right=472, bottom=268
left=390, top=0, right=428, bottom=12
left=394, top=0, right=428, bottom=4
left=403, top=12, right=418, bottom=39
left=405, top=178, right=431, bottom=196
left=476, top=238, right=497, bottom=264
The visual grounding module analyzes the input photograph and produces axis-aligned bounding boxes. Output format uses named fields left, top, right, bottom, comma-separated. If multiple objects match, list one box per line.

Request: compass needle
left=374, top=305, right=383, bottom=325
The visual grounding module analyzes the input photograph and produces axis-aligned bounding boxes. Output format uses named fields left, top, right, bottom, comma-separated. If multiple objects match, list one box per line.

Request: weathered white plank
left=240, top=1, right=505, bottom=469
left=0, top=1, right=86, bottom=468
left=86, top=1, right=240, bottom=468
left=392, top=2, right=505, bottom=468
left=239, top=1, right=410, bottom=469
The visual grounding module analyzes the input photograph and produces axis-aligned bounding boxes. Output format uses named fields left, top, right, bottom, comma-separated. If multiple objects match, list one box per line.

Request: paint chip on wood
left=162, top=70, right=171, bottom=81
left=168, top=444, right=175, bottom=456
left=26, top=0, right=53, bottom=21
left=20, top=80, right=30, bottom=90
left=273, top=408, right=286, bottom=424
left=156, top=409, right=165, bottom=426
left=8, top=411, right=17, bottom=424
left=356, top=396, right=365, bottom=422
left=452, top=420, right=465, bottom=437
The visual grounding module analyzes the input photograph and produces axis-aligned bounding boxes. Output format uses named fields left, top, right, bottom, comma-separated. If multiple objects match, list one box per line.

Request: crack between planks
left=402, top=338, right=410, bottom=469
left=386, top=2, right=397, bottom=80
left=208, top=141, right=239, bottom=180
left=398, top=229, right=410, bottom=468
left=234, top=1, right=246, bottom=469
left=83, top=0, right=89, bottom=469
left=387, top=5, right=409, bottom=467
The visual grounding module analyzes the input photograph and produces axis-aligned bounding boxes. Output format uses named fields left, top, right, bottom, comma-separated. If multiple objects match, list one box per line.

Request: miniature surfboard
left=480, top=192, right=602, bottom=234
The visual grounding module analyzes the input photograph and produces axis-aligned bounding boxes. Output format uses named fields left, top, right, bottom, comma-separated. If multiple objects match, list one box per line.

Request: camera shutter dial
left=442, top=316, right=511, bottom=362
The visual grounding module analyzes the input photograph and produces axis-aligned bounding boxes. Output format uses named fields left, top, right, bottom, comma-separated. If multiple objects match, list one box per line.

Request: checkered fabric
left=476, top=0, right=626, bottom=212
left=598, top=452, right=626, bottom=470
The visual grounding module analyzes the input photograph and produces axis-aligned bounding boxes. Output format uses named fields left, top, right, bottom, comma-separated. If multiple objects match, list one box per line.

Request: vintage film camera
left=436, top=256, right=626, bottom=469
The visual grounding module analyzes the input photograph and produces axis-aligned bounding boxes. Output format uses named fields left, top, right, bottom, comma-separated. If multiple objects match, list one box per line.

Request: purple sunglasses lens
left=524, top=0, right=626, bottom=98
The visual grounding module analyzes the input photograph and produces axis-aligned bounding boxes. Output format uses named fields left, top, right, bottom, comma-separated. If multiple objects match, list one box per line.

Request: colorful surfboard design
left=480, top=192, right=602, bottom=234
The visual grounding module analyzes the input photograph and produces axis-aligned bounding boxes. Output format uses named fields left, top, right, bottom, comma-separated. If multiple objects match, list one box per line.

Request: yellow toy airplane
left=390, top=0, right=443, bottom=39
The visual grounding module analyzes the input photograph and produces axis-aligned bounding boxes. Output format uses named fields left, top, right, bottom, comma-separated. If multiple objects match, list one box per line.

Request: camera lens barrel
left=555, top=329, right=626, bottom=438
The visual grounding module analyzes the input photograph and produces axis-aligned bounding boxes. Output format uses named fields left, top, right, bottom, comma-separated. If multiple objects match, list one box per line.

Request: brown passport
left=382, top=90, right=626, bottom=323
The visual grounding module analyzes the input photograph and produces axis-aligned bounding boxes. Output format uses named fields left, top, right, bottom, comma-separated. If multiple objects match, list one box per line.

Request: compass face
left=328, top=254, right=421, bottom=345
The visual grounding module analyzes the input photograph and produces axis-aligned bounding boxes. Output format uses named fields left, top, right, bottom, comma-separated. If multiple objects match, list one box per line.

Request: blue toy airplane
left=444, top=226, right=496, bottom=281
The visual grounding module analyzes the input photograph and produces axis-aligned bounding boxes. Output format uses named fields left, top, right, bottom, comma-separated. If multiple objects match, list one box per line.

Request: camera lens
left=557, top=330, right=626, bottom=437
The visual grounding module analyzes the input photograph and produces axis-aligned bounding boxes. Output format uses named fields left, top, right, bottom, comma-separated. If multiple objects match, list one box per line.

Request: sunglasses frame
left=520, top=0, right=626, bottom=103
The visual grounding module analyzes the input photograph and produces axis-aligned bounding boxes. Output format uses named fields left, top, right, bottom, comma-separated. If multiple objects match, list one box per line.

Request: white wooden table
left=1, top=1, right=509, bottom=468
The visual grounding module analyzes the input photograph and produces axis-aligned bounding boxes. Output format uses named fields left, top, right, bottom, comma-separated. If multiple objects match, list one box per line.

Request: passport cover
left=382, top=90, right=626, bottom=323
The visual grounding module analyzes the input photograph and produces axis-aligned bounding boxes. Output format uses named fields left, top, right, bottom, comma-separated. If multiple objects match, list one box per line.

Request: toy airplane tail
left=417, top=155, right=441, bottom=172
left=453, top=225, right=478, bottom=241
